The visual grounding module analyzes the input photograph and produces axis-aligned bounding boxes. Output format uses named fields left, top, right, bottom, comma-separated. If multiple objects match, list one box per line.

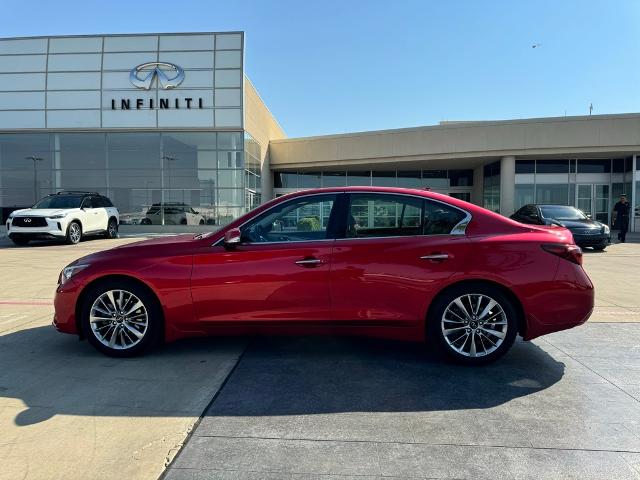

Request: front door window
left=241, top=194, right=337, bottom=243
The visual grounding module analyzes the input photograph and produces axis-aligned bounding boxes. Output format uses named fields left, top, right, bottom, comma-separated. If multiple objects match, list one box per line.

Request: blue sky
left=4, top=0, right=640, bottom=137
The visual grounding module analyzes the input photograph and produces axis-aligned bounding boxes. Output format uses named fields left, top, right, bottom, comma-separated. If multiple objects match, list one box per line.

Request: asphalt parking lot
left=1, top=234, right=639, bottom=480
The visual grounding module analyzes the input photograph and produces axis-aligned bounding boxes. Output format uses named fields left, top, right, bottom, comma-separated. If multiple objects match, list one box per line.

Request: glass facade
left=514, top=157, right=635, bottom=226
left=0, top=131, right=253, bottom=226
left=482, top=162, right=500, bottom=213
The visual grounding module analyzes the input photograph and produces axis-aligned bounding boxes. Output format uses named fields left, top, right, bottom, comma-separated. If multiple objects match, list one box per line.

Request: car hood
left=69, top=234, right=205, bottom=267
left=12, top=208, right=75, bottom=217
left=114, top=234, right=200, bottom=249
left=550, top=219, right=603, bottom=230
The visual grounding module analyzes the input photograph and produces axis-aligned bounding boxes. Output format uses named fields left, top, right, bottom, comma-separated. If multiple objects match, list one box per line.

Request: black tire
left=427, top=283, right=518, bottom=365
left=592, top=245, right=606, bottom=251
left=104, top=218, right=118, bottom=239
left=80, top=278, right=163, bottom=357
left=198, top=219, right=205, bottom=225
left=140, top=218, right=151, bottom=225
left=66, top=221, right=82, bottom=245
left=10, top=235, right=30, bottom=246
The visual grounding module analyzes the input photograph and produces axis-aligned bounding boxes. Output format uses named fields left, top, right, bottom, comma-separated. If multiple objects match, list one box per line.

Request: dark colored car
left=511, top=204, right=610, bottom=250
left=54, top=187, right=594, bottom=364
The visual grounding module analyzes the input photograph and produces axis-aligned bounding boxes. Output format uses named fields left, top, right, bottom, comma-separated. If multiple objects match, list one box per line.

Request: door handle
left=295, top=258, right=324, bottom=267
left=420, top=253, right=449, bottom=262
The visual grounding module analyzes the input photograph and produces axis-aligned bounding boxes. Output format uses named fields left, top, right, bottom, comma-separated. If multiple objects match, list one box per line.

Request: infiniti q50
left=53, top=187, right=594, bottom=365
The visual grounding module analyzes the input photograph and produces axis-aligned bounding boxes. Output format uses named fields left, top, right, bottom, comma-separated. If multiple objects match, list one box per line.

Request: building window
left=422, top=170, right=448, bottom=188
left=448, top=169, right=473, bottom=187
left=273, top=171, right=297, bottom=189
left=0, top=131, right=247, bottom=227
left=346, top=171, right=371, bottom=186
left=321, top=171, right=346, bottom=187
left=536, top=159, right=569, bottom=174
left=372, top=171, right=396, bottom=187
left=397, top=171, right=422, bottom=188
left=483, top=162, right=500, bottom=213
left=515, top=160, right=535, bottom=174
left=577, top=159, right=611, bottom=174
left=515, top=184, right=535, bottom=209
left=297, top=172, right=321, bottom=188
left=536, top=184, right=569, bottom=205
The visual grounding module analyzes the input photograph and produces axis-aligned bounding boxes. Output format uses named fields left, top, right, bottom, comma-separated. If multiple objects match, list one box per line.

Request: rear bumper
left=521, top=261, right=594, bottom=340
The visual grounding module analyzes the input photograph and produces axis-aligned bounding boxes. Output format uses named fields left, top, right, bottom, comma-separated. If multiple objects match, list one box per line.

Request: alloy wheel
left=89, top=289, right=148, bottom=350
left=69, top=223, right=81, bottom=243
left=441, top=293, right=508, bottom=358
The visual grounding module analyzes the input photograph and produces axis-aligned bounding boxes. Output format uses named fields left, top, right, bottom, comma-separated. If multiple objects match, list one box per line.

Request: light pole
left=25, top=156, right=43, bottom=203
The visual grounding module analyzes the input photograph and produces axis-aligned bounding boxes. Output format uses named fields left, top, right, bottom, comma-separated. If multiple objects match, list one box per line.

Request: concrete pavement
left=0, top=236, right=639, bottom=479
left=0, top=236, right=247, bottom=480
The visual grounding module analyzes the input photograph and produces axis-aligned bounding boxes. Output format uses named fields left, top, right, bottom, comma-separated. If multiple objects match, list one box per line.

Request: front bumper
left=7, top=218, right=67, bottom=239
left=53, top=278, right=82, bottom=335
left=573, top=233, right=610, bottom=248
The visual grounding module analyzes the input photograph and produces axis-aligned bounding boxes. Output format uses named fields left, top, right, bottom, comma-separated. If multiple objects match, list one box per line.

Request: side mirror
left=223, top=227, right=242, bottom=249
left=586, top=214, right=592, bottom=219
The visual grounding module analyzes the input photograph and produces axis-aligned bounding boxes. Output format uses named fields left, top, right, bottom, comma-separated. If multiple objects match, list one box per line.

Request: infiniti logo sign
left=129, top=62, right=185, bottom=90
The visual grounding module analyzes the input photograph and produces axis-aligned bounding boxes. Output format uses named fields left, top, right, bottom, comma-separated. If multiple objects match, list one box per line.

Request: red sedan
left=53, top=187, right=594, bottom=364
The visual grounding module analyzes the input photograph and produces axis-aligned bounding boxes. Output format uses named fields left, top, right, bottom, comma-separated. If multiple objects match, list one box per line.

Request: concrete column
left=471, top=165, right=484, bottom=206
left=499, top=155, right=516, bottom=216
left=260, top=147, right=274, bottom=202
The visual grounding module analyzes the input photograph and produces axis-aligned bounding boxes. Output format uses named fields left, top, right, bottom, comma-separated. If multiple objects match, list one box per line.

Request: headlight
left=603, top=224, right=610, bottom=234
left=60, top=264, right=90, bottom=284
left=8, top=212, right=15, bottom=219
left=48, top=214, right=67, bottom=219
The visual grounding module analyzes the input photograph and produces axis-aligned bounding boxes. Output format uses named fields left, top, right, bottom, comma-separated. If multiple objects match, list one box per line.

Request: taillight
left=541, top=243, right=583, bottom=265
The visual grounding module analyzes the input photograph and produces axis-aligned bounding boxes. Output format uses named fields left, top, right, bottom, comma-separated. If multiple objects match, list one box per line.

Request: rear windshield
left=540, top=205, right=587, bottom=220
left=33, top=195, right=83, bottom=209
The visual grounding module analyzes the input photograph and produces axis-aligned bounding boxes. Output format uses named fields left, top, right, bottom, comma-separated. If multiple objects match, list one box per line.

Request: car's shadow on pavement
left=204, top=335, right=565, bottom=417
left=0, top=325, right=565, bottom=426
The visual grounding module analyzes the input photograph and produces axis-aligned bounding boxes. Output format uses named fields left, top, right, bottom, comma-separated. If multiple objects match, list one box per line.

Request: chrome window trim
left=212, top=190, right=472, bottom=246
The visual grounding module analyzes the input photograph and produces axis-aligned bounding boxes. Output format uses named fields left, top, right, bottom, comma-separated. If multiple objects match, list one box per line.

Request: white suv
left=7, top=192, right=119, bottom=246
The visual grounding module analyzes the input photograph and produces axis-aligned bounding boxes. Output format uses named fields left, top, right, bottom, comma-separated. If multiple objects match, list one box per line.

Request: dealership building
left=0, top=31, right=638, bottom=231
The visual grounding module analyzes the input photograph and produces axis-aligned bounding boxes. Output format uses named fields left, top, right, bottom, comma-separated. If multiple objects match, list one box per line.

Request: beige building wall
left=243, top=76, right=286, bottom=200
left=269, top=114, right=640, bottom=170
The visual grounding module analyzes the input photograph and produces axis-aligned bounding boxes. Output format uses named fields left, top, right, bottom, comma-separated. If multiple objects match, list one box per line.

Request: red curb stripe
left=0, top=300, right=53, bottom=306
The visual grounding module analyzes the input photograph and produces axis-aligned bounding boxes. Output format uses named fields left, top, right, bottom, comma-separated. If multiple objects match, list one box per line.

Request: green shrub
left=297, top=216, right=321, bottom=231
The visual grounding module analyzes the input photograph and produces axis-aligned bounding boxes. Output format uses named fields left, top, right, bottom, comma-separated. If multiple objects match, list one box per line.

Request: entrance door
left=576, top=184, right=609, bottom=224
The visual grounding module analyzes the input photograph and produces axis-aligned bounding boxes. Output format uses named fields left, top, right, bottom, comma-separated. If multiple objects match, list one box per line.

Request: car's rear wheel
left=66, top=221, right=82, bottom=245
left=428, top=284, right=518, bottom=365
left=104, top=218, right=118, bottom=239
left=140, top=218, right=151, bottom=225
left=11, top=235, right=30, bottom=246
left=80, top=279, right=162, bottom=357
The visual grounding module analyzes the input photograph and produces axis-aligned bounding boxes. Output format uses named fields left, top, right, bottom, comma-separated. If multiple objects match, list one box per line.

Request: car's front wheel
left=80, top=280, right=162, bottom=357
left=428, top=283, right=518, bottom=365
left=66, top=221, right=82, bottom=245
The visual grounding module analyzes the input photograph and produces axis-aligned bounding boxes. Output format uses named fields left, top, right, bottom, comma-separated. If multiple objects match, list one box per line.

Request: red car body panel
left=53, top=187, right=594, bottom=345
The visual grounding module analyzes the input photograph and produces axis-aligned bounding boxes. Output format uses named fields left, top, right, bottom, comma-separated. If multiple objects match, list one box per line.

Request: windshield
left=32, top=195, right=83, bottom=209
left=540, top=205, right=588, bottom=221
